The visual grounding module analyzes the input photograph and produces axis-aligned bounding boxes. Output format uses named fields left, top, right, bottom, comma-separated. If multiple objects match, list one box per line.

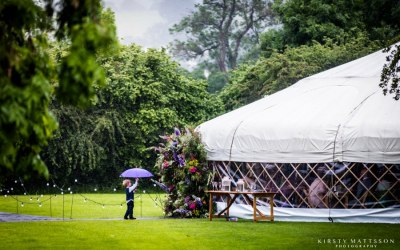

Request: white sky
left=103, top=0, right=199, bottom=49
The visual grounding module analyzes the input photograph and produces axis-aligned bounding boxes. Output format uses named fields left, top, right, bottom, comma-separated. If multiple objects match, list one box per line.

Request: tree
left=362, top=0, right=400, bottom=41
left=272, top=0, right=365, bottom=47
left=41, top=44, right=224, bottom=185
left=188, top=62, right=228, bottom=92
left=169, top=0, right=276, bottom=73
left=0, top=0, right=117, bottom=180
left=380, top=44, right=400, bottom=100
left=262, top=0, right=400, bottom=55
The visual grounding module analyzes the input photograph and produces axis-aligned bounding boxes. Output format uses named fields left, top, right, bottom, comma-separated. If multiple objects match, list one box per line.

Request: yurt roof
left=196, top=46, right=400, bottom=164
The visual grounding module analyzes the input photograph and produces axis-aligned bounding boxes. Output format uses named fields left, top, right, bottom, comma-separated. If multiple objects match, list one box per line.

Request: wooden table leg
left=253, top=195, right=257, bottom=222
left=243, top=194, right=265, bottom=218
left=209, top=193, right=213, bottom=221
left=216, top=194, right=239, bottom=219
left=269, top=194, right=274, bottom=222
left=226, top=195, right=231, bottom=220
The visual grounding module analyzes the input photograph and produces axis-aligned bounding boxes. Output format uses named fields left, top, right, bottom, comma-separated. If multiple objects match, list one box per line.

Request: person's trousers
left=124, top=200, right=134, bottom=219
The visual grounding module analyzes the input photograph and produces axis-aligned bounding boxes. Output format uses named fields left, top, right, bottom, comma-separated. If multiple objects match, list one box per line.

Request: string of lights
left=7, top=194, right=53, bottom=207
left=1, top=176, right=166, bottom=215
left=77, top=193, right=144, bottom=208
left=146, top=189, right=165, bottom=208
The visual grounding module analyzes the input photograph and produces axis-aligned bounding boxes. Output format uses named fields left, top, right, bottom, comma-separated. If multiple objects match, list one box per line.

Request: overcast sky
left=103, top=0, right=199, bottom=49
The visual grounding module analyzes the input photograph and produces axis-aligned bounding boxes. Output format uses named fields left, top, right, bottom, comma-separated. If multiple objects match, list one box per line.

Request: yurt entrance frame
left=210, top=161, right=400, bottom=209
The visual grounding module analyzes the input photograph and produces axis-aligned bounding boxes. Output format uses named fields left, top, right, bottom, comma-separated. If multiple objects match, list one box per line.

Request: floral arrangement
left=153, top=127, right=210, bottom=217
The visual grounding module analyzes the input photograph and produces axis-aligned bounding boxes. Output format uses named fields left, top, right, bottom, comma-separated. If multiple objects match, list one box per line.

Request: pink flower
left=189, top=167, right=197, bottom=173
left=189, top=203, right=196, bottom=210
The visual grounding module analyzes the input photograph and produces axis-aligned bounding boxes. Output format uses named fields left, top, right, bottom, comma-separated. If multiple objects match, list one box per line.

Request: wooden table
left=206, top=190, right=276, bottom=222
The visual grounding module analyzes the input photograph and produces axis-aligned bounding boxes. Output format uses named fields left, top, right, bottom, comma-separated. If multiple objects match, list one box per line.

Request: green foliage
left=98, top=45, right=221, bottom=167
left=42, top=45, right=223, bottom=186
left=220, top=36, right=379, bottom=111
left=0, top=0, right=117, bottom=180
left=0, top=0, right=57, bottom=179
left=41, top=103, right=109, bottom=183
left=273, top=0, right=364, bottom=46
left=259, top=28, right=286, bottom=58
left=57, top=20, right=116, bottom=108
left=362, top=0, right=400, bottom=41
left=380, top=44, right=400, bottom=100
left=206, top=72, right=230, bottom=93
left=262, top=0, right=400, bottom=54
left=186, top=62, right=228, bottom=93
left=153, top=128, right=210, bottom=217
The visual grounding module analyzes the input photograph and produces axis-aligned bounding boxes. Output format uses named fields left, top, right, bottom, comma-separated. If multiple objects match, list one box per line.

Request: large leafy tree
left=272, top=0, right=364, bottom=46
left=99, top=45, right=223, bottom=160
left=170, top=0, right=275, bottom=73
left=42, top=45, right=224, bottom=185
left=262, top=0, right=400, bottom=54
left=0, top=0, right=117, bottom=180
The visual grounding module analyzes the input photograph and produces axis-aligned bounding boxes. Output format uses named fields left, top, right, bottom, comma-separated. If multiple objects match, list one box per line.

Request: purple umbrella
left=120, top=168, right=154, bottom=178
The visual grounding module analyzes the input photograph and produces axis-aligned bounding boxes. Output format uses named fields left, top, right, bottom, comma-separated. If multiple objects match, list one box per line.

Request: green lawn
left=1, top=194, right=399, bottom=249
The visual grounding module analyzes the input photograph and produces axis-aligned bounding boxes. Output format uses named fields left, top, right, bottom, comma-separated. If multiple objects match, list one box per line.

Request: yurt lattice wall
left=210, top=161, right=400, bottom=209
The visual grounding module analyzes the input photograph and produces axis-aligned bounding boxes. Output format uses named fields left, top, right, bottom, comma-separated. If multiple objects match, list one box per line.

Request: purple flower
left=195, top=197, right=202, bottom=206
left=174, top=128, right=181, bottom=136
left=177, top=155, right=185, bottom=166
left=185, top=176, right=191, bottom=185
left=174, top=209, right=189, bottom=215
left=184, top=196, right=190, bottom=203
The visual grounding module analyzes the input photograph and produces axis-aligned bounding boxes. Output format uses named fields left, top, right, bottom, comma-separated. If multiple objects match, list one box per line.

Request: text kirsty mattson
left=317, top=238, right=395, bottom=247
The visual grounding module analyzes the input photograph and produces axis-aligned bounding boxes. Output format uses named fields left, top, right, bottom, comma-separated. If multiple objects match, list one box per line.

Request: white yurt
left=196, top=46, right=400, bottom=223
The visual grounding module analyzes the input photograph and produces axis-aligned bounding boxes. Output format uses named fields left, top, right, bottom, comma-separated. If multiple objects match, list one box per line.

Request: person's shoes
left=124, top=217, right=128, bottom=220
left=129, top=217, right=136, bottom=220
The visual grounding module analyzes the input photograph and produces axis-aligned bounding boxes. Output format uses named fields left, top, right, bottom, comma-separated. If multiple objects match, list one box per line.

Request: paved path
left=0, top=212, right=164, bottom=222
left=0, top=212, right=63, bottom=222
